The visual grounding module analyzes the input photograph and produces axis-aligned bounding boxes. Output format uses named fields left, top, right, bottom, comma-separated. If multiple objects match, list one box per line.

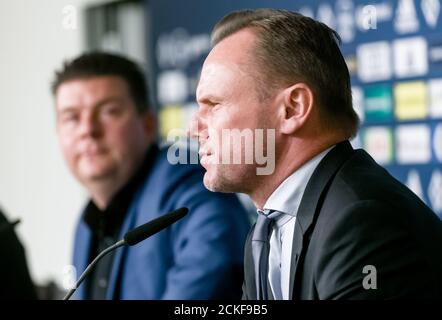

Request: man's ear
left=278, top=83, right=314, bottom=135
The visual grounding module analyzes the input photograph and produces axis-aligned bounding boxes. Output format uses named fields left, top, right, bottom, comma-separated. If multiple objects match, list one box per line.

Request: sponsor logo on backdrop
left=429, top=79, right=442, bottom=118
left=156, top=28, right=211, bottom=69
left=364, top=85, right=393, bottom=122
left=157, top=70, right=188, bottom=105
left=429, top=43, right=442, bottom=64
left=394, top=81, right=428, bottom=120
left=357, top=41, right=392, bottom=82
left=336, top=0, right=356, bottom=43
left=159, top=106, right=183, bottom=139
left=363, top=126, right=394, bottom=164
left=393, top=37, right=428, bottom=78
left=394, top=0, right=420, bottom=34
left=317, top=3, right=337, bottom=30
left=395, top=124, right=431, bottom=164
left=298, top=1, right=392, bottom=39
left=406, top=169, right=425, bottom=201
left=355, top=2, right=392, bottom=31
left=421, top=0, right=441, bottom=28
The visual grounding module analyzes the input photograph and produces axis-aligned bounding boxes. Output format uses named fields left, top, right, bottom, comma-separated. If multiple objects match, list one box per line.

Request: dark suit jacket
left=243, top=140, right=442, bottom=299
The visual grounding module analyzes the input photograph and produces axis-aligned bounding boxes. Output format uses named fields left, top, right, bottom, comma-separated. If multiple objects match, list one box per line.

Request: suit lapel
left=73, top=220, right=92, bottom=299
left=289, top=140, right=354, bottom=299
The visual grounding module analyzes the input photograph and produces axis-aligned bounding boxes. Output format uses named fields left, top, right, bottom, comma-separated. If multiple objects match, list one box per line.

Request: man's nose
left=78, top=112, right=101, bottom=138
left=187, top=113, right=205, bottom=140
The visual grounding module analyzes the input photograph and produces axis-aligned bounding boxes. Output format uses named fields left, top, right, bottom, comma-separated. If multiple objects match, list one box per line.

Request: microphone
left=63, top=207, right=188, bottom=300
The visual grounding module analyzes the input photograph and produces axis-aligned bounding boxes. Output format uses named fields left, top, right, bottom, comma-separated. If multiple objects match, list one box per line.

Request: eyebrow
left=196, top=94, right=222, bottom=105
left=58, top=96, right=125, bottom=112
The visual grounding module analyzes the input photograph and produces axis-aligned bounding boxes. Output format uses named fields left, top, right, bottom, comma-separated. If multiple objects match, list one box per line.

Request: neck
left=249, top=134, right=345, bottom=209
left=87, top=159, right=145, bottom=210
left=83, top=145, right=152, bottom=210
left=88, top=181, right=123, bottom=210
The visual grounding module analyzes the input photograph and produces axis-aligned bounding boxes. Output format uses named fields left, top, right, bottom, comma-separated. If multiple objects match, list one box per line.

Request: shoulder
left=312, top=150, right=442, bottom=263
left=309, top=198, right=442, bottom=298
left=321, top=148, right=435, bottom=220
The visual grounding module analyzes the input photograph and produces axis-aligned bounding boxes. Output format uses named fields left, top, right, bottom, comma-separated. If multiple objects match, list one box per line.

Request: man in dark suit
left=189, top=9, right=442, bottom=299
left=52, top=52, right=250, bottom=299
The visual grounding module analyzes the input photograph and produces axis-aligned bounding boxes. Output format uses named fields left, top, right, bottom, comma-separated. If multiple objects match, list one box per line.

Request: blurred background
left=0, top=0, right=441, bottom=297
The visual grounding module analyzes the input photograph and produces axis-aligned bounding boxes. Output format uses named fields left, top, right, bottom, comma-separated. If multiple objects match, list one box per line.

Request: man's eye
left=102, top=105, right=122, bottom=116
left=61, top=113, right=79, bottom=123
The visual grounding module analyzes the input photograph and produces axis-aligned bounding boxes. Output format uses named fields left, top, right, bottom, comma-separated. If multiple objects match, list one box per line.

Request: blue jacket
left=72, top=146, right=250, bottom=299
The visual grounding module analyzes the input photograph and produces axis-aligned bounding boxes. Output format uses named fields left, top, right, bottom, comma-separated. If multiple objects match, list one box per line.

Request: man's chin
left=203, top=173, right=237, bottom=194
left=203, top=173, right=221, bottom=192
left=78, top=166, right=115, bottom=183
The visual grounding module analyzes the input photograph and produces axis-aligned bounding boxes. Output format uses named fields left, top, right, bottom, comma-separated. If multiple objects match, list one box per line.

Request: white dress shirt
left=257, top=146, right=334, bottom=299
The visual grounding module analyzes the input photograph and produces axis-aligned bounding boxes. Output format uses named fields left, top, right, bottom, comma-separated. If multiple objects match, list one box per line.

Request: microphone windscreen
left=123, top=207, right=188, bottom=246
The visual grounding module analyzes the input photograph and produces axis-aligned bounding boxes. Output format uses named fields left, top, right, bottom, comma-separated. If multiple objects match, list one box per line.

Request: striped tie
left=252, top=210, right=281, bottom=299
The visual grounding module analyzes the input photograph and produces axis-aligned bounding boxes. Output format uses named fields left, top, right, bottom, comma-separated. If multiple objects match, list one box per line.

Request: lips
left=198, top=144, right=213, bottom=167
left=80, top=144, right=107, bottom=157
left=198, top=143, right=212, bottom=158
left=83, top=150, right=104, bottom=157
left=198, top=151, right=212, bottom=158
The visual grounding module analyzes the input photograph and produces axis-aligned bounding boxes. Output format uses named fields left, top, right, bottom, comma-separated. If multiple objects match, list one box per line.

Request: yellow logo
left=394, top=81, right=428, bottom=120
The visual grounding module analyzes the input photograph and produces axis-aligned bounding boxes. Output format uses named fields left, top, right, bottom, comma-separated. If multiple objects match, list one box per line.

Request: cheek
left=207, top=112, right=238, bottom=143
left=207, top=110, right=257, bottom=146
left=106, top=121, right=146, bottom=151
left=207, top=111, right=237, bottom=136
left=220, top=107, right=258, bottom=130
left=58, top=132, right=76, bottom=160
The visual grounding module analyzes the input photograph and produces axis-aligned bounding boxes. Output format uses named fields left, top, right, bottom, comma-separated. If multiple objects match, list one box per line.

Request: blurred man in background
left=190, top=9, right=442, bottom=299
left=52, top=52, right=250, bottom=299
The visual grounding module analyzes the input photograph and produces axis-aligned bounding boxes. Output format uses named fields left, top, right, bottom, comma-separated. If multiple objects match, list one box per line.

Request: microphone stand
left=63, top=239, right=126, bottom=300
left=62, top=207, right=188, bottom=300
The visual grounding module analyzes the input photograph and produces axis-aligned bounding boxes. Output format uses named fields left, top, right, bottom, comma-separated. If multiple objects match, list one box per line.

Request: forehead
left=197, top=29, right=258, bottom=99
left=55, top=76, right=130, bottom=110
left=197, top=62, right=244, bottom=95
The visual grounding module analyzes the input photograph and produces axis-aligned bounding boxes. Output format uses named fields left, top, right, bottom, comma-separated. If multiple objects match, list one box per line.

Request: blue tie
left=252, top=210, right=281, bottom=300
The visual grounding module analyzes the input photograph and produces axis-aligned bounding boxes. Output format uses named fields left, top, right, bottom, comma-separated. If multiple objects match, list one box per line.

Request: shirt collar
left=260, top=145, right=335, bottom=217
